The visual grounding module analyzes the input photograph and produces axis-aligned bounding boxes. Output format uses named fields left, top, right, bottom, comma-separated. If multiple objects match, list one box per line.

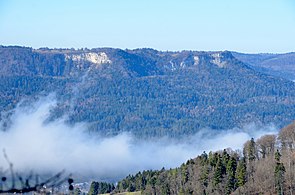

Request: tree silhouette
left=0, top=150, right=74, bottom=194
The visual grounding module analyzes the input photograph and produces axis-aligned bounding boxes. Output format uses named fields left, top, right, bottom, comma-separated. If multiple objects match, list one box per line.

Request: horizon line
left=1, top=44, right=294, bottom=55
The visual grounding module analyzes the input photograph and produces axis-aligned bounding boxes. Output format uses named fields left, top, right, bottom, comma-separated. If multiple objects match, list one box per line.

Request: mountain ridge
left=232, top=51, right=295, bottom=80
left=0, top=46, right=294, bottom=137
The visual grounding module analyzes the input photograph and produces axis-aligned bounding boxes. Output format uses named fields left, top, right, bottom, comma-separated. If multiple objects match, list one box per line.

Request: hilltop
left=0, top=46, right=294, bottom=137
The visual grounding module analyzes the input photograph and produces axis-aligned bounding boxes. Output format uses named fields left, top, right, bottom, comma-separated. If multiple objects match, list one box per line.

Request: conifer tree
left=236, top=157, right=247, bottom=187
left=213, top=155, right=224, bottom=186
left=248, top=138, right=256, bottom=161
left=200, top=165, right=209, bottom=188
left=274, top=150, right=285, bottom=195
left=225, top=156, right=237, bottom=194
left=222, top=149, right=230, bottom=168
left=88, top=181, right=99, bottom=195
left=209, top=152, right=219, bottom=168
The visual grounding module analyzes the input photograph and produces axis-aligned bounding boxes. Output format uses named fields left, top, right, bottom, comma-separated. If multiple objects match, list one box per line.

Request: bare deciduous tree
left=256, top=134, right=276, bottom=159
left=0, top=150, right=74, bottom=194
left=279, top=121, right=295, bottom=195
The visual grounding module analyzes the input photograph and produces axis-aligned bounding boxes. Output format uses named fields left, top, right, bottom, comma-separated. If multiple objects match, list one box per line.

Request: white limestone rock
left=193, top=56, right=199, bottom=65
left=65, top=52, right=111, bottom=68
left=211, top=53, right=227, bottom=68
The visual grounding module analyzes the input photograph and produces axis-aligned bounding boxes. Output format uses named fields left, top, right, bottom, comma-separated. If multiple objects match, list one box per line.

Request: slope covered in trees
left=232, top=52, right=295, bottom=80
left=109, top=121, right=295, bottom=195
left=0, top=46, right=295, bottom=137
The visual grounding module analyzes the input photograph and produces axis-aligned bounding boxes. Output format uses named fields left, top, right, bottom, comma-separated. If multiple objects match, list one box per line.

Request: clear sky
left=0, top=0, right=294, bottom=53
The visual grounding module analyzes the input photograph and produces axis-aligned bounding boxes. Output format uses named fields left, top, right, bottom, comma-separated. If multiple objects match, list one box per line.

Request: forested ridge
left=232, top=52, right=295, bottom=80
left=1, top=46, right=295, bottom=193
left=0, top=46, right=295, bottom=137
left=88, top=121, right=295, bottom=195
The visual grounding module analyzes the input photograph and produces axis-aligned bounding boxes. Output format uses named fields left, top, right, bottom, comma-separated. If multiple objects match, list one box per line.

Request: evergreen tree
left=225, top=157, right=237, bottom=194
left=200, top=165, right=209, bottom=188
left=88, top=181, right=114, bottom=195
left=88, top=181, right=99, bottom=195
left=181, top=163, right=189, bottom=185
left=213, top=155, right=224, bottom=186
left=248, top=138, right=256, bottom=161
left=209, top=152, right=219, bottom=168
left=200, top=151, right=208, bottom=166
left=74, top=188, right=82, bottom=195
left=274, top=150, right=285, bottom=195
left=236, top=157, right=247, bottom=187
left=222, top=149, right=230, bottom=168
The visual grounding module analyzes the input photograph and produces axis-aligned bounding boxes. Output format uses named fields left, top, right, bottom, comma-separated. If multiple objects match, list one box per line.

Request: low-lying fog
left=0, top=95, right=277, bottom=182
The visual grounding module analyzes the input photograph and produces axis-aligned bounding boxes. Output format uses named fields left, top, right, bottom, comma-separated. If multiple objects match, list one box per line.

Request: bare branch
left=3, top=149, right=15, bottom=189
left=0, top=151, right=74, bottom=194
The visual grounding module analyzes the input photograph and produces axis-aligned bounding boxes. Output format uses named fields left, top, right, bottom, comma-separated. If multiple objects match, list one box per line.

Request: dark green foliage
left=113, top=150, right=241, bottom=194
left=274, top=150, right=285, bottom=195
left=225, top=157, right=237, bottom=194
left=74, top=188, right=82, bottom=195
left=275, top=149, right=282, bottom=162
left=88, top=181, right=114, bottom=195
left=209, top=152, right=219, bottom=168
left=200, top=151, right=208, bottom=164
left=181, top=163, right=189, bottom=185
left=236, top=157, right=247, bottom=187
left=199, top=151, right=210, bottom=189
left=1, top=46, right=295, bottom=138
left=200, top=165, right=209, bottom=188
left=91, top=123, right=295, bottom=195
left=248, top=138, right=256, bottom=162
left=88, top=125, right=295, bottom=195
left=222, top=149, right=230, bottom=168
left=213, top=155, right=225, bottom=186
left=88, top=182, right=99, bottom=195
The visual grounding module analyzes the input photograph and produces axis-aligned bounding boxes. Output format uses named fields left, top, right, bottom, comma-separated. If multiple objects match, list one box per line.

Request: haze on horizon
left=0, top=0, right=295, bottom=53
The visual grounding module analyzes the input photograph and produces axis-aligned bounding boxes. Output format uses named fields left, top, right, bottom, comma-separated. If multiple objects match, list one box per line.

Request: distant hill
left=0, top=46, right=294, bottom=137
left=232, top=52, right=295, bottom=80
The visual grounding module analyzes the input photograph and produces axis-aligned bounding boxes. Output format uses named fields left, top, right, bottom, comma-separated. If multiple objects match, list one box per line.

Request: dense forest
left=232, top=52, right=295, bottom=80
left=0, top=46, right=295, bottom=138
left=87, top=121, right=295, bottom=195
left=0, top=46, right=295, bottom=193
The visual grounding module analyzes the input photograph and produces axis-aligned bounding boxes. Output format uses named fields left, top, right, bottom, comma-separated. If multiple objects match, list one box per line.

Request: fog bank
left=0, top=95, right=278, bottom=181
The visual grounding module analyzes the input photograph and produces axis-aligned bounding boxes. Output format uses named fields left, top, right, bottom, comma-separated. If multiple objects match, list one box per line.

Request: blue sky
left=0, top=0, right=294, bottom=53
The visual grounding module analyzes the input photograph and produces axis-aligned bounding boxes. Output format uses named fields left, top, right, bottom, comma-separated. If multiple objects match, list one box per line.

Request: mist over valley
left=0, top=46, right=293, bottom=183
